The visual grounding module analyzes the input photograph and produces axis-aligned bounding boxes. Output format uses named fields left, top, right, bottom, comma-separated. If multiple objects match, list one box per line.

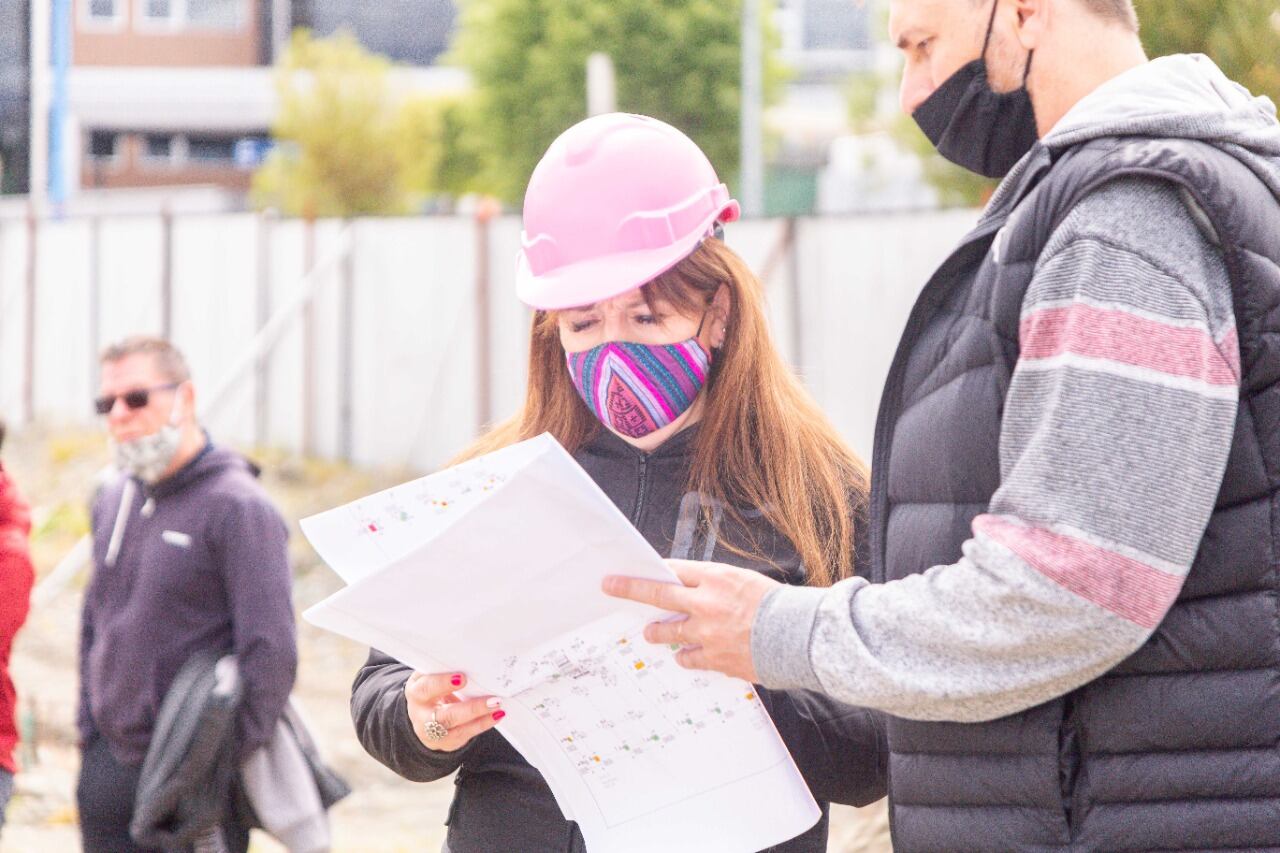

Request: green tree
left=852, top=0, right=1280, bottom=208
left=1135, top=0, right=1280, bottom=105
left=449, top=0, right=783, bottom=204
left=252, top=30, right=454, bottom=216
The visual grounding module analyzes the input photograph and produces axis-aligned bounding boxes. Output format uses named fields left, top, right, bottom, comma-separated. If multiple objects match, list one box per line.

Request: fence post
left=23, top=205, right=38, bottom=424
left=786, top=217, right=803, bottom=369
left=160, top=204, right=173, bottom=339
left=338, top=220, right=355, bottom=462
left=254, top=212, right=272, bottom=448
left=0, top=219, right=5, bottom=408
left=474, top=200, right=499, bottom=434
left=302, top=214, right=317, bottom=457
left=88, top=216, right=102, bottom=393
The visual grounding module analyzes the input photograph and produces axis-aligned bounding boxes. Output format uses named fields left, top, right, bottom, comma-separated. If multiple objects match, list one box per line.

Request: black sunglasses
left=94, top=383, right=180, bottom=416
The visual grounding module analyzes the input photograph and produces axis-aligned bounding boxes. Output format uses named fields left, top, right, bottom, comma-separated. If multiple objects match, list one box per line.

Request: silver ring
left=676, top=619, right=687, bottom=644
left=423, top=707, right=449, bottom=741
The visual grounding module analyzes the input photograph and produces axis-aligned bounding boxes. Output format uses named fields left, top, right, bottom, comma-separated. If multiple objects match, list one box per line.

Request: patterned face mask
left=567, top=337, right=712, bottom=440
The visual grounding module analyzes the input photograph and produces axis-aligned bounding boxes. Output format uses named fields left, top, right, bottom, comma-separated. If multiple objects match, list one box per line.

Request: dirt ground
left=0, top=425, right=890, bottom=852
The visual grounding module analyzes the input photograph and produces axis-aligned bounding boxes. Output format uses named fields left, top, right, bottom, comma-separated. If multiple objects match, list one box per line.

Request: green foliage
left=434, top=98, right=488, bottom=199
left=252, top=30, right=455, bottom=216
left=1134, top=0, right=1280, bottom=106
left=850, top=0, right=1280, bottom=209
left=449, top=0, right=784, bottom=204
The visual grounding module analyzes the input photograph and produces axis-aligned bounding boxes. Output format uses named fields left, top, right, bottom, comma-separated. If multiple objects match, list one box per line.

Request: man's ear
left=180, top=382, right=198, bottom=425
left=1010, top=0, right=1051, bottom=52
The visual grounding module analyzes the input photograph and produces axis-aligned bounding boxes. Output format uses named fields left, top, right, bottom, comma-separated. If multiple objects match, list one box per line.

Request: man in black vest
left=607, top=0, right=1280, bottom=848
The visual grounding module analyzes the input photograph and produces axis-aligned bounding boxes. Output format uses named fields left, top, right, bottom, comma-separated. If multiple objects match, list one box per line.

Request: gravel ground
left=0, top=425, right=890, bottom=852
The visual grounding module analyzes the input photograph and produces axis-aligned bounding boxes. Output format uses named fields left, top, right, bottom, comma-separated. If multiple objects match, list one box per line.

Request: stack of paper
left=302, top=433, right=820, bottom=853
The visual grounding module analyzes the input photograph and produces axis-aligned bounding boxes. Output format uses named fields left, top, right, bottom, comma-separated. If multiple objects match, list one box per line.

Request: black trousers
left=77, top=736, right=250, bottom=853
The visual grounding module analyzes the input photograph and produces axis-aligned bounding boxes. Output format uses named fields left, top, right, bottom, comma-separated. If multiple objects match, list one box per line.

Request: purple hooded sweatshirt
left=79, top=442, right=297, bottom=766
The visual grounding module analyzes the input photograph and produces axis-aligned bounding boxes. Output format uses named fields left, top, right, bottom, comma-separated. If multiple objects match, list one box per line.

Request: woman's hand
left=404, top=671, right=505, bottom=752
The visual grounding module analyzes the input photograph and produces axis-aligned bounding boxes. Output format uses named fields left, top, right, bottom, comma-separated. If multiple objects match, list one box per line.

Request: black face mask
left=912, top=0, right=1039, bottom=178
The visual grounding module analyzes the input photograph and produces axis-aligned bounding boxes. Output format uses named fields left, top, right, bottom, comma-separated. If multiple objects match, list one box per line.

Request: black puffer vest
left=869, top=137, right=1280, bottom=851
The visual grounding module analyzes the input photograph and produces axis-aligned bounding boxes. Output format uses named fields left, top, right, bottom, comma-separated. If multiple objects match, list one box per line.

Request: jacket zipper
left=632, top=453, right=648, bottom=527
left=867, top=216, right=1005, bottom=584
left=868, top=217, right=1004, bottom=853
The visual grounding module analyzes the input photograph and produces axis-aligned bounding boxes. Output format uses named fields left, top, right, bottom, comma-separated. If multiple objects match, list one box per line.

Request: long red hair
left=457, top=239, right=869, bottom=585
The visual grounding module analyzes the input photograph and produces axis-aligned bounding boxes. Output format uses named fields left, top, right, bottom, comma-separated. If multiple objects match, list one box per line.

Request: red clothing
left=0, top=464, right=34, bottom=774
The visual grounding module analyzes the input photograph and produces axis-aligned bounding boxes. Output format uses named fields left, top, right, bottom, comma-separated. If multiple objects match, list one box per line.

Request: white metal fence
left=0, top=208, right=979, bottom=470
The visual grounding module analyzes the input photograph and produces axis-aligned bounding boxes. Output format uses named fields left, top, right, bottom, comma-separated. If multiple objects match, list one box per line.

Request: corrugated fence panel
left=0, top=210, right=978, bottom=471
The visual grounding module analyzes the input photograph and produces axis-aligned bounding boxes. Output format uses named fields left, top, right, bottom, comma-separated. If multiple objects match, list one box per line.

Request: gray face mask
left=111, top=394, right=184, bottom=484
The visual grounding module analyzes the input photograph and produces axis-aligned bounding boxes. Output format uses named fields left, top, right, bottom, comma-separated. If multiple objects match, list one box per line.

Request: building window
left=88, top=130, right=118, bottom=162
left=141, top=0, right=172, bottom=20
left=135, top=0, right=242, bottom=30
left=143, top=133, right=174, bottom=162
left=85, top=0, right=123, bottom=25
left=232, top=136, right=272, bottom=169
left=187, top=135, right=236, bottom=163
left=186, top=0, right=240, bottom=28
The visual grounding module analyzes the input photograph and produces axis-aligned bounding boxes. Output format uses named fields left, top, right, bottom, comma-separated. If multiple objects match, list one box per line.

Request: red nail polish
left=492, top=710, right=506, bottom=722
left=451, top=675, right=463, bottom=687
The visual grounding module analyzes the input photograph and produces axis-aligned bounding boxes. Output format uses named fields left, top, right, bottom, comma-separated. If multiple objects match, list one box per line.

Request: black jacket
left=130, top=650, right=243, bottom=849
left=132, top=652, right=350, bottom=851
left=351, top=426, right=886, bottom=853
left=870, top=136, right=1280, bottom=851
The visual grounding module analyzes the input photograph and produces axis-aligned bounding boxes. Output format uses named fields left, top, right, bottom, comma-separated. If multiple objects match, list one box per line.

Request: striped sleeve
left=751, top=179, right=1240, bottom=722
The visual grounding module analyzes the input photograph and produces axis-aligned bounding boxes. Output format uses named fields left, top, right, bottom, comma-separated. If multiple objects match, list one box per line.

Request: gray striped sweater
left=752, top=55, right=1280, bottom=722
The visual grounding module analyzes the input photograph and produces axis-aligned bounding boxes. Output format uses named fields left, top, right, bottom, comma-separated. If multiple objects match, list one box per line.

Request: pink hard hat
left=515, top=113, right=741, bottom=310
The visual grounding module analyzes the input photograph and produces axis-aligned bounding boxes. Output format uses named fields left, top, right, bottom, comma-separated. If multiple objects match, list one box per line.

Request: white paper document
left=301, top=433, right=820, bottom=853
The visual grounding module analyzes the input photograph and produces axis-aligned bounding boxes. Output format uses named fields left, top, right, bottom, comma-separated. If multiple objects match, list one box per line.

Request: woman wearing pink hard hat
left=350, top=113, right=885, bottom=852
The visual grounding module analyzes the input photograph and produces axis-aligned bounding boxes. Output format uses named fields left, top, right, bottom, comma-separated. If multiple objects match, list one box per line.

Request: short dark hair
left=971, top=0, right=1138, bottom=32
left=100, top=336, right=192, bottom=384
left=1078, top=0, right=1138, bottom=31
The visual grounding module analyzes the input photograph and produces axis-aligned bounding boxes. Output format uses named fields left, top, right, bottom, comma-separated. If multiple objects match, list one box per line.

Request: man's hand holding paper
left=604, top=559, right=779, bottom=684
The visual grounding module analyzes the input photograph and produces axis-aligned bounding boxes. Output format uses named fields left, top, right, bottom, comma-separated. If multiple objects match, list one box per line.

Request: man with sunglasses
left=77, top=337, right=297, bottom=852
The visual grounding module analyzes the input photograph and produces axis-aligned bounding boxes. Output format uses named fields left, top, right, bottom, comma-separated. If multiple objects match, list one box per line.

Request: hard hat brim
left=515, top=205, right=733, bottom=311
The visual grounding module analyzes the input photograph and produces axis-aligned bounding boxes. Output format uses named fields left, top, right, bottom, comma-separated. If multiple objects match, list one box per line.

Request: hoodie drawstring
left=105, top=478, right=136, bottom=570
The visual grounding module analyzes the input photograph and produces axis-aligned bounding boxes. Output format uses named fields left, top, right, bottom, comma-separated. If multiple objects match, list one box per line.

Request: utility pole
left=49, top=0, right=70, bottom=211
left=586, top=52, right=616, bottom=117
left=28, top=0, right=50, bottom=214
left=740, top=0, right=765, bottom=217
left=271, top=0, right=291, bottom=61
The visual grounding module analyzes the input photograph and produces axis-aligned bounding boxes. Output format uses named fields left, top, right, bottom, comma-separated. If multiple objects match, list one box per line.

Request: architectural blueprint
left=301, top=434, right=820, bottom=852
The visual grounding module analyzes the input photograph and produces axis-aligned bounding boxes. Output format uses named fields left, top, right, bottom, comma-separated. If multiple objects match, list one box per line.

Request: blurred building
left=0, top=1, right=30, bottom=194
left=12, top=0, right=899, bottom=212
left=73, top=0, right=282, bottom=194
left=6, top=0, right=462, bottom=204
left=298, top=0, right=455, bottom=66
left=817, top=131, right=939, bottom=214
left=768, top=0, right=874, bottom=215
